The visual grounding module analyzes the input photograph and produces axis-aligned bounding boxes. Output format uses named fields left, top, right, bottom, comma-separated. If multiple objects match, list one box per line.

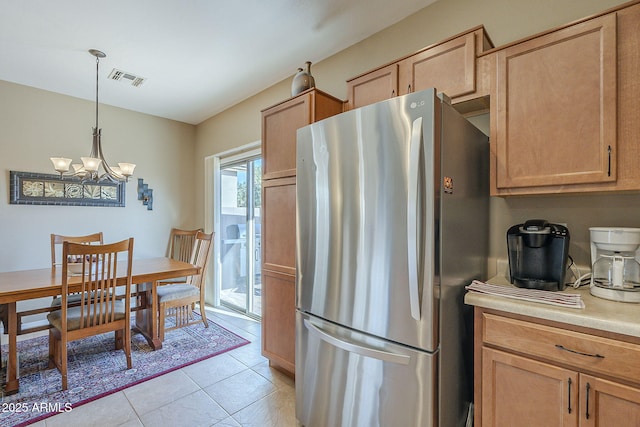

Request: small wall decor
left=137, top=178, right=153, bottom=210
left=9, top=170, right=125, bottom=207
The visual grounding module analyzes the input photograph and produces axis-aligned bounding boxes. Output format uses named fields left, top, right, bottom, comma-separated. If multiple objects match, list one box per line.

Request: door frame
left=204, top=140, right=261, bottom=309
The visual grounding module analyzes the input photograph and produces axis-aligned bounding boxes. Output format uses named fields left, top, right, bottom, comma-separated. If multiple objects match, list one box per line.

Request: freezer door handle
left=407, top=116, right=423, bottom=321
left=304, top=319, right=411, bottom=365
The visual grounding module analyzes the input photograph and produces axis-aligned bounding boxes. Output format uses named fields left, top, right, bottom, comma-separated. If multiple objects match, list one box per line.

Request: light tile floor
left=31, top=307, right=297, bottom=427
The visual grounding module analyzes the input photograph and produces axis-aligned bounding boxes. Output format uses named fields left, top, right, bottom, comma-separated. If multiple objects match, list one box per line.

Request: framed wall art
left=9, top=170, right=126, bottom=207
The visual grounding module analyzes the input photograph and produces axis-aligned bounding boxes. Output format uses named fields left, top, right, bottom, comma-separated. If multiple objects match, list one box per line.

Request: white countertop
left=464, top=275, right=640, bottom=339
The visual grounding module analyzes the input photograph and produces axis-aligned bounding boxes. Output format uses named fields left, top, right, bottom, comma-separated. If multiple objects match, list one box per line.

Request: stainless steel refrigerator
left=295, top=88, right=489, bottom=427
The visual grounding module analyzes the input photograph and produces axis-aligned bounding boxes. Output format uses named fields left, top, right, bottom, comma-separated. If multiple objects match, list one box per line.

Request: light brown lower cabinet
left=482, top=348, right=640, bottom=427
left=261, top=269, right=296, bottom=374
left=261, top=177, right=297, bottom=375
left=475, top=309, right=640, bottom=427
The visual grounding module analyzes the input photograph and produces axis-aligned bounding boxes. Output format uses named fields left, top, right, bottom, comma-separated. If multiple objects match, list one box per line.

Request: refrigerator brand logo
left=444, top=176, right=454, bottom=194
left=410, top=101, right=425, bottom=109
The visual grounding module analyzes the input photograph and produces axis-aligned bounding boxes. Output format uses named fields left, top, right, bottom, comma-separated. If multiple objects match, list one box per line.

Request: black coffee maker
left=507, top=219, right=570, bottom=291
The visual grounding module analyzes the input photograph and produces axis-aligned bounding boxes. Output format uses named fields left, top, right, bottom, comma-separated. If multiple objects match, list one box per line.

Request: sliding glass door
left=219, top=156, right=262, bottom=318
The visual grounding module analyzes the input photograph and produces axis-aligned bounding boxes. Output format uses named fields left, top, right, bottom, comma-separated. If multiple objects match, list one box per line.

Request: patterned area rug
left=0, top=314, right=249, bottom=427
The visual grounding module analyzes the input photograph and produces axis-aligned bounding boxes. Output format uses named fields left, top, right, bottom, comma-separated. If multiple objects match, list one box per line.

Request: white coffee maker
left=590, top=227, right=640, bottom=303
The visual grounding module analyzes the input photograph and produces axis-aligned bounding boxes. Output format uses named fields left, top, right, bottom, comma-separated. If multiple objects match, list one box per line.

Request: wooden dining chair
left=167, top=228, right=201, bottom=262
left=51, top=232, right=104, bottom=267
left=47, top=238, right=134, bottom=391
left=10, top=232, right=106, bottom=336
left=160, top=228, right=202, bottom=285
left=157, top=231, right=213, bottom=341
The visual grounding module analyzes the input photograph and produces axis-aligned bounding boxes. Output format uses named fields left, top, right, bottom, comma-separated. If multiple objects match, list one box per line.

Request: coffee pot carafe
left=590, top=227, right=640, bottom=303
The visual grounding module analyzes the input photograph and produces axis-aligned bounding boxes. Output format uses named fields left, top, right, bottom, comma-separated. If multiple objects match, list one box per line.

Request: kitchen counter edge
left=464, top=275, right=640, bottom=339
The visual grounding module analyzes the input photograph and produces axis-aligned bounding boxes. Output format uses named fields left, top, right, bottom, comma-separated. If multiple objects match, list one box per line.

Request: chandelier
left=50, top=49, right=135, bottom=182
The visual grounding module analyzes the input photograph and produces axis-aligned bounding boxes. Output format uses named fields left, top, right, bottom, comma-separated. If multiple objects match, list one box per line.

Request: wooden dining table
left=0, top=257, right=199, bottom=395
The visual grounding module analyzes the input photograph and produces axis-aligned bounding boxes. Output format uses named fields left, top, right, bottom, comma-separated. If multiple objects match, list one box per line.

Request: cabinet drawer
left=482, top=313, right=640, bottom=381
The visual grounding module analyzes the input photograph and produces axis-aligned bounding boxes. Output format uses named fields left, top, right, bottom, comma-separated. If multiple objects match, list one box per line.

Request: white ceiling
left=0, top=0, right=436, bottom=125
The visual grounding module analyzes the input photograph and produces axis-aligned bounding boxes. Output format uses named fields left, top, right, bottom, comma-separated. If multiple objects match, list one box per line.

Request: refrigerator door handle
left=407, top=116, right=423, bottom=321
left=304, top=319, right=411, bottom=365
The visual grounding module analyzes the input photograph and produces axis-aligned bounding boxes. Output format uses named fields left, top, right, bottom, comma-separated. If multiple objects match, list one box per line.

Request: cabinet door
left=261, top=178, right=296, bottom=275
left=262, top=90, right=343, bottom=179
left=261, top=178, right=296, bottom=374
left=261, top=269, right=296, bottom=373
left=494, top=14, right=617, bottom=190
left=398, top=32, right=476, bottom=98
left=482, top=347, right=578, bottom=427
left=346, top=63, right=398, bottom=110
left=262, top=94, right=311, bottom=180
left=580, top=375, right=640, bottom=427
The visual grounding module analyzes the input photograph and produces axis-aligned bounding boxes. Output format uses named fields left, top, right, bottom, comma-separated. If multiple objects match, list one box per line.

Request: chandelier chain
left=49, top=49, right=136, bottom=182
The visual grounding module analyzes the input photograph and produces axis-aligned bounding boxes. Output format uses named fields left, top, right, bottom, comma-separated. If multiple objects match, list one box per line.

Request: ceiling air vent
left=108, top=68, right=145, bottom=87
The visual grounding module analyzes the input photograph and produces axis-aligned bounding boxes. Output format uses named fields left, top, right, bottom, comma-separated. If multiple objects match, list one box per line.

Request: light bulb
left=81, top=157, right=102, bottom=172
left=118, top=163, right=136, bottom=177
left=50, top=157, right=72, bottom=173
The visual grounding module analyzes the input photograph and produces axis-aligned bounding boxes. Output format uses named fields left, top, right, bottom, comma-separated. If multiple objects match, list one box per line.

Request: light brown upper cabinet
left=492, top=3, right=640, bottom=196
left=492, top=14, right=617, bottom=194
left=346, top=26, right=493, bottom=111
left=346, top=63, right=399, bottom=111
left=490, top=2, right=640, bottom=196
left=398, top=31, right=476, bottom=97
left=261, top=89, right=343, bottom=180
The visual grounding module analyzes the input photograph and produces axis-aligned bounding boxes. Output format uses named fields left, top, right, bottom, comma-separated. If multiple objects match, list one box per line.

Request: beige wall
left=0, top=0, right=635, bottom=310
left=0, top=80, right=197, bottom=272
left=196, top=0, right=635, bottom=278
